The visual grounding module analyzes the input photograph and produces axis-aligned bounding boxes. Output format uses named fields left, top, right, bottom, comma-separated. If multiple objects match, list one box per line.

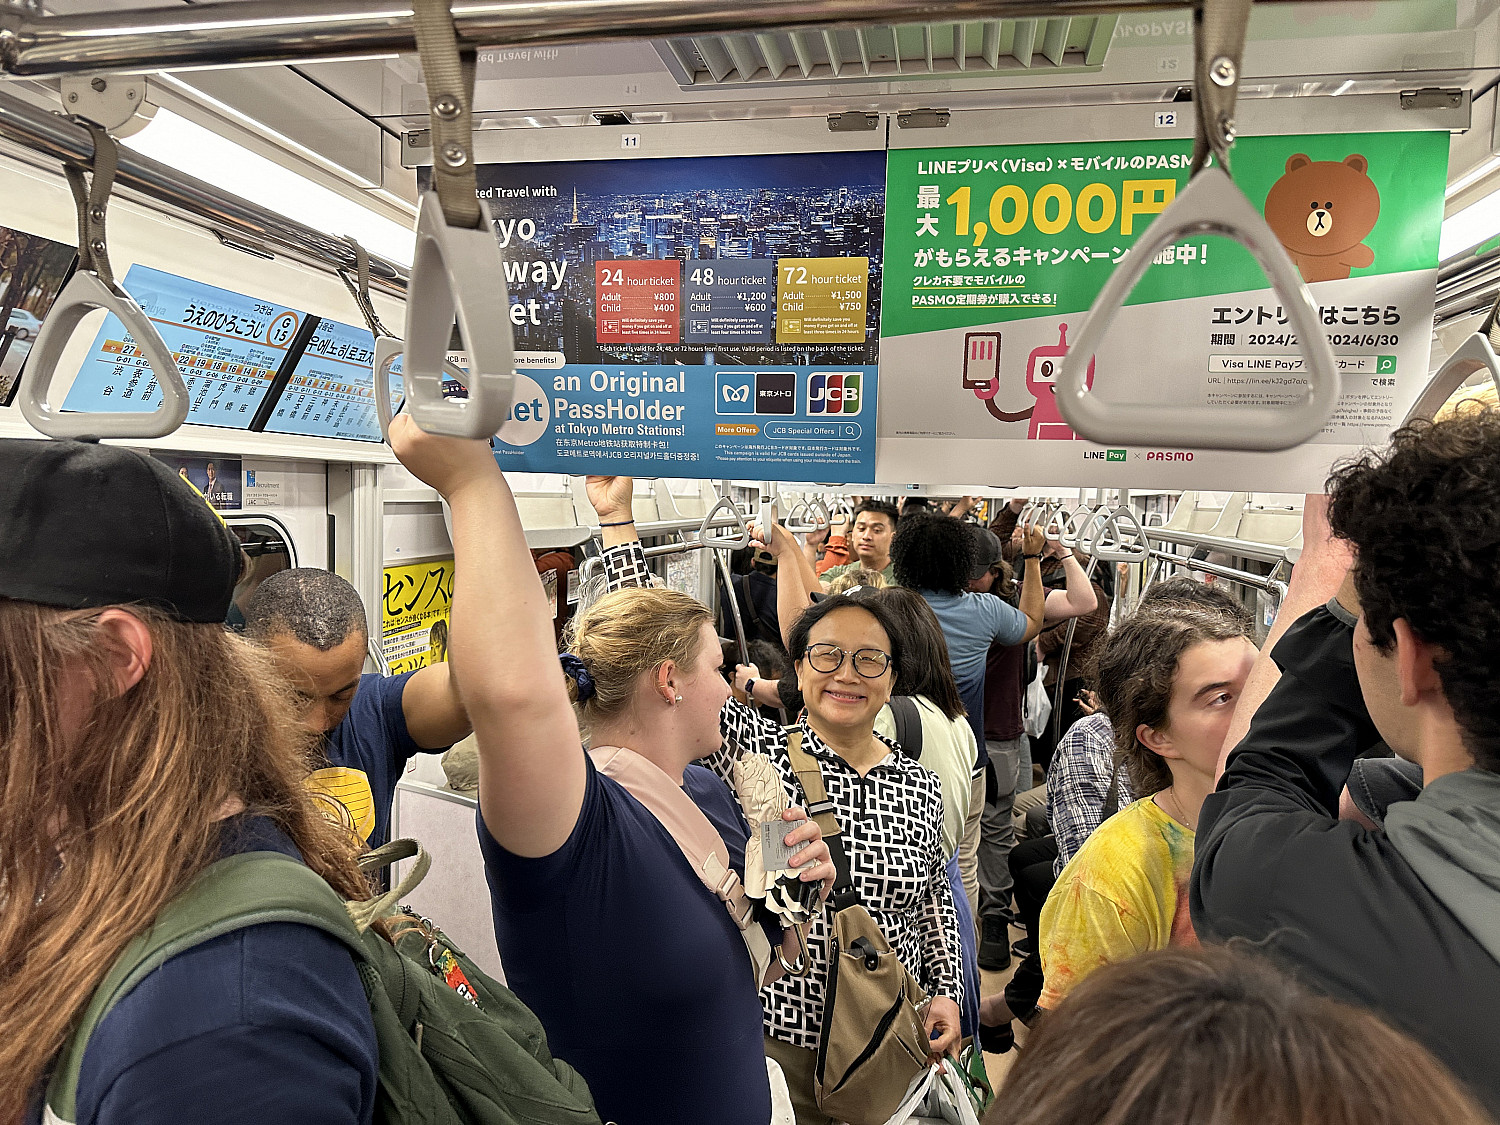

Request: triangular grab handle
left=373, top=334, right=473, bottom=443
left=21, top=271, right=188, bottom=440
left=784, top=498, right=829, bottom=534
left=403, top=191, right=516, bottom=439
left=1075, top=505, right=1112, bottom=554
left=699, top=494, right=752, bottom=550
left=1094, top=506, right=1149, bottom=563
left=1057, top=167, right=1341, bottom=452
left=1403, top=332, right=1500, bottom=425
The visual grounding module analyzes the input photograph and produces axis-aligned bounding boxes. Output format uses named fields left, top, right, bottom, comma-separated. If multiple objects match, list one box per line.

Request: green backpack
left=45, top=840, right=603, bottom=1125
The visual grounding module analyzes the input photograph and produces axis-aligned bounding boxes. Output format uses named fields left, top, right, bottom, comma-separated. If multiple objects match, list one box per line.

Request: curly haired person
left=1192, top=407, right=1500, bottom=1117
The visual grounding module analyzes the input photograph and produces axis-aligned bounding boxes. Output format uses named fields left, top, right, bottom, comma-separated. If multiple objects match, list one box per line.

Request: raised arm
left=389, top=417, right=585, bottom=859
left=1042, top=538, right=1099, bottom=625
left=1017, top=522, right=1047, bottom=642
left=762, top=521, right=819, bottom=651
left=1216, top=496, right=1353, bottom=779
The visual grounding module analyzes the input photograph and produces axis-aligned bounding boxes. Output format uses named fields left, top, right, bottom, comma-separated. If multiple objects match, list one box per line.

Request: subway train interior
left=3, top=0, right=1500, bottom=1122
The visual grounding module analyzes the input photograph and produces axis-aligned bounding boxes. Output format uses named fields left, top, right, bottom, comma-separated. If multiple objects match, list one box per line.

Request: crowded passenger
left=819, top=500, right=900, bottom=586
left=3, top=440, right=377, bottom=1122
left=968, top=512, right=1097, bottom=969
left=986, top=947, right=1492, bottom=1125
left=244, top=567, right=471, bottom=848
left=1036, top=599, right=1258, bottom=1010
left=586, top=491, right=963, bottom=1125
left=387, top=425, right=834, bottom=1125
left=1193, top=408, right=1500, bottom=1116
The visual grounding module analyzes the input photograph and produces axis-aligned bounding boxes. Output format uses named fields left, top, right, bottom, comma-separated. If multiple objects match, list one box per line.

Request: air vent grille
left=655, top=17, right=1117, bottom=86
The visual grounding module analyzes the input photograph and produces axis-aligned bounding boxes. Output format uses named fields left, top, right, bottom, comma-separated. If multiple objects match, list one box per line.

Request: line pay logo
left=807, top=372, right=862, bottom=416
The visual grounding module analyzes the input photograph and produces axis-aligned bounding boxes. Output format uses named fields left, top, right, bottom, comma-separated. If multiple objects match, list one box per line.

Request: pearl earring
left=674, top=695, right=683, bottom=703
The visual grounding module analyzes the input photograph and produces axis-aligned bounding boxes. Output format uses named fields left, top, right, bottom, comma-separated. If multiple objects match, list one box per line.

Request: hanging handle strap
left=65, top=119, right=119, bottom=285
left=1190, top=0, right=1253, bottom=176
left=412, top=0, right=482, bottom=232
left=22, top=120, right=189, bottom=440
left=338, top=236, right=393, bottom=340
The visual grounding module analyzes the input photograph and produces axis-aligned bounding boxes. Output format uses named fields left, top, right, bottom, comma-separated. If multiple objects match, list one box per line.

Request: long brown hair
left=986, top=946, right=1493, bottom=1125
left=0, top=599, right=368, bottom=1116
left=1092, top=605, right=1254, bottom=795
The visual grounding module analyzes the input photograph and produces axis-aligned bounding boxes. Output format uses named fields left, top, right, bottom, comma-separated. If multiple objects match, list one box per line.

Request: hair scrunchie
left=559, top=653, right=596, bottom=703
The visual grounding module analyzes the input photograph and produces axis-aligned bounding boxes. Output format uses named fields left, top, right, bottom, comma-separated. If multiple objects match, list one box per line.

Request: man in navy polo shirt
left=247, top=569, right=471, bottom=847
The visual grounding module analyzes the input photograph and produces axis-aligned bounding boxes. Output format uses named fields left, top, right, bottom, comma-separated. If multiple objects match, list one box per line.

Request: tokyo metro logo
left=807, top=372, right=862, bottom=415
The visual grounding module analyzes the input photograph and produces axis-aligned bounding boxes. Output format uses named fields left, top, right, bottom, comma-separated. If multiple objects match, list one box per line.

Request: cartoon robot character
left=1025, top=322, right=1094, bottom=441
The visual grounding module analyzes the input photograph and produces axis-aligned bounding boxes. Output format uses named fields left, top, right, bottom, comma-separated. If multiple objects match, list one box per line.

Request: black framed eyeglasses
left=804, top=643, right=893, bottom=678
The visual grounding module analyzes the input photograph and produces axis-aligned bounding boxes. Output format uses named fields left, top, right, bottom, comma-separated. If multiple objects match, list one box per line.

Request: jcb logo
left=808, top=372, right=862, bottom=416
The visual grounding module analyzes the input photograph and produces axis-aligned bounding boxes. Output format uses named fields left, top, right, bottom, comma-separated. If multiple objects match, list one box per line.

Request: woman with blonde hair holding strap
left=387, top=423, right=834, bottom=1125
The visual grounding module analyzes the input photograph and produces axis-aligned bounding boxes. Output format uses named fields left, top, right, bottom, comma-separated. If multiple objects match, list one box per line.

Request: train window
left=223, top=517, right=297, bottom=631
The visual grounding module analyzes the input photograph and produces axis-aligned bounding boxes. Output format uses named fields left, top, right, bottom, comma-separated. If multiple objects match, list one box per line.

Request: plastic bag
left=879, top=1062, right=982, bottom=1125
left=1023, top=660, right=1052, bottom=740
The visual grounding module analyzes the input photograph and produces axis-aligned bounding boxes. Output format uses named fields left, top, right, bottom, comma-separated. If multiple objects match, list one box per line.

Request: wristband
left=1023, top=552, right=1044, bottom=560
left=599, top=519, right=635, bottom=527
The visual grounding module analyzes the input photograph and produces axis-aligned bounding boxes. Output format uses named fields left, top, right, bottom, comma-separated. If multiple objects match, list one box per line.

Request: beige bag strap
left=785, top=731, right=842, bottom=841
left=784, top=732, right=861, bottom=912
left=347, top=837, right=431, bottom=932
left=590, top=746, right=755, bottom=929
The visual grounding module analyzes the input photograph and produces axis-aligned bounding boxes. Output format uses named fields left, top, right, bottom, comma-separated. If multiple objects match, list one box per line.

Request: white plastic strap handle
left=1076, top=506, right=1113, bottom=555
left=23, top=121, right=187, bottom=440
left=373, top=335, right=472, bottom=442
left=1093, top=506, right=1149, bottom=563
left=1058, top=167, right=1340, bottom=451
left=1404, top=331, right=1500, bottom=425
left=757, top=489, right=779, bottom=547
left=1057, top=0, right=1338, bottom=453
left=699, top=494, right=752, bottom=550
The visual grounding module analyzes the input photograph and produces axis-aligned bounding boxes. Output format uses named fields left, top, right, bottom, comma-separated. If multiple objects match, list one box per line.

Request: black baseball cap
left=0, top=439, right=241, bottom=623
left=968, top=524, right=1003, bottom=580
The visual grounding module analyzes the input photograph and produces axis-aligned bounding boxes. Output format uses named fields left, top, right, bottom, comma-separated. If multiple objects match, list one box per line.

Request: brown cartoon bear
left=1263, top=154, right=1380, bottom=283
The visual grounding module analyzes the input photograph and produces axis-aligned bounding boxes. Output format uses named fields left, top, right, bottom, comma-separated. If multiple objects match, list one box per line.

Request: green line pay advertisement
left=877, top=131, right=1449, bottom=491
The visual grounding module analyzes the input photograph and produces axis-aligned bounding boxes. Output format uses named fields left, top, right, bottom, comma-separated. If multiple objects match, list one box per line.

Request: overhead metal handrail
left=1142, top=525, right=1292, bottom=566
left=22, top=118, right=188, bottom=439
left=1147, top=547, right=1288, bottom=607
left=0, top=89, right=407, bottom=295
left=1056, top=0, right=1339, bottom=451
left=0, top=0, right=1327, bottom=79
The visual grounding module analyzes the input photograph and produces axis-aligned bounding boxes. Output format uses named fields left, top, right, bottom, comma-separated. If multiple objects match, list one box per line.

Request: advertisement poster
left=0, top=224, right=77, bottom=408
left=155, top=453, right=243, bottom=511
left=382, top=559, right=454, bottom=675
left=458, top=151, right=885, bottom=482
left=878, top=131, right=1449, bottom=490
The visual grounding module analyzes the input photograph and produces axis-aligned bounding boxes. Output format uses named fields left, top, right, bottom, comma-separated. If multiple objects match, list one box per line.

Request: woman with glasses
left=584, top=480, right=963, bottom=1125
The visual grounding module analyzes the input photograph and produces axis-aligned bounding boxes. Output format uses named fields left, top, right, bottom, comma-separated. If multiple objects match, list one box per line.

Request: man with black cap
left=2, top=438, right=378, bottom=1123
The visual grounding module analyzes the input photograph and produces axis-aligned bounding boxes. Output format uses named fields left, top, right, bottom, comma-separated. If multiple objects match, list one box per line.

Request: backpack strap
left=784, top=731, right=861, bottom=913
left=46, top=852, right=366, bottom=1124
left=889, top=695, right=923, bottom=761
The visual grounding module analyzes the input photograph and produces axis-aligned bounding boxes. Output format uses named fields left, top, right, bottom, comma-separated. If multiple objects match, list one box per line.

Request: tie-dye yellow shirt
left=1038, top=796, right=1198, bottom=1010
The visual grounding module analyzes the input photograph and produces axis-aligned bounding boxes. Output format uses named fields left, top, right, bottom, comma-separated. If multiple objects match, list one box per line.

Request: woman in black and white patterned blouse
left=590, top=478, right=963, bottom=1125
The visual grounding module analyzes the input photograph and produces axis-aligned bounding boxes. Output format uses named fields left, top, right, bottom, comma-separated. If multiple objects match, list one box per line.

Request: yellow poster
left=382, top=558, right=454, bottom=675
